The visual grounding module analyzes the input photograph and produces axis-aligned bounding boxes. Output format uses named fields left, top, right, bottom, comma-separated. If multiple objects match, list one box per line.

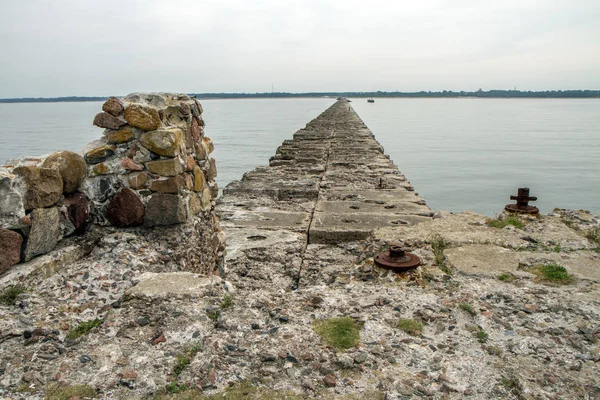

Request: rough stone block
left=64, top=193, right=90, bottom=233
left=193, top=166, right=205, bottom=191
left=13, top=166, right=63, bottom=210
left=23, top=207, right=61, bottom=261
left=145, top=158, right=184, bottom=177
left=124, top=104, right=161, bottom=131
left=0, top=173, right=26, bottom=228
left=150, top=175, right=186, bottom=194
left=85, top=145, right=116, bottom=164
left=41, top=151, right=87, bottom=194
left=139, top=128, right=184, bottom=157
left=107, top=126, right=135, bottom=144
left=128, top=172, right=148, bottom=189
left=93, top=112, right=126, bottom=130
left=144, top=193, right=187, bottom=227
left=102, top=96, right=124, bottom=116
left=0, top=228, right=23, bottom=273
left=206, top=157, right=217, bottom=181
left=106, top=188, right=145, bottom=227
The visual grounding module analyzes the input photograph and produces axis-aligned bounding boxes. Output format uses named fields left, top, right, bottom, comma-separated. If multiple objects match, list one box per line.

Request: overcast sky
left=1, top=0, right=599, bottom=97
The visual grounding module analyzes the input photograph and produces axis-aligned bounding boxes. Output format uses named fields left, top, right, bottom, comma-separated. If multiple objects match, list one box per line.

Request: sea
left=0, top=98, right=598, bottom=216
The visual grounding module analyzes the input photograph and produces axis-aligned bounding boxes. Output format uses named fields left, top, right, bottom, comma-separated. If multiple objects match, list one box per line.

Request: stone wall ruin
left=0, top=93, right=223, bottom=275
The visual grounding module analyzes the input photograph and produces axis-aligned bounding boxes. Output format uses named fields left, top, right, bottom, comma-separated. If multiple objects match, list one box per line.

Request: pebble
left=324, top=374, right=337, bottom=387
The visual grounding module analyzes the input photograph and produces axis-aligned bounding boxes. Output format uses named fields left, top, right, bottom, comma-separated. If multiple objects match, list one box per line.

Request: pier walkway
left=217, top=99, right=432, bottom=288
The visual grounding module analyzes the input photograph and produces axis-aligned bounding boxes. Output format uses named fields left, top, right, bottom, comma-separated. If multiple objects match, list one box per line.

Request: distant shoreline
left=1, top=90, right=599, bottom=103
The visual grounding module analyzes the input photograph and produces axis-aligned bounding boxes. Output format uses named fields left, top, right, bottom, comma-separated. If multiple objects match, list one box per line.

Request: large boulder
left=144, top=194, right=187, bottom=227
left=0, top=228, right=23, bottom=273
left=41, top=151, right=87, bottom=194
left=124, top=104, right=161, bottom=131
left=93, top=112, right=126, bottom=130
left=139, top=128, right=184, bottom=157
left=106, top=188, right=145, bottom=227
left=13, top=166, right=63, bottom=210
left=23, top=207, right=61, bottom=261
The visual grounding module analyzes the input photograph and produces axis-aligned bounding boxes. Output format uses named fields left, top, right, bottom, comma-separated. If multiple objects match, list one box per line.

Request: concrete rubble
left=0, top=99, right=598, bottom=399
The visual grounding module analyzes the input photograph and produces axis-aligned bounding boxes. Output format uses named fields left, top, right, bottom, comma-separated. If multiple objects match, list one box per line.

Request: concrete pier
left=218, top=99, right=432, bottom=286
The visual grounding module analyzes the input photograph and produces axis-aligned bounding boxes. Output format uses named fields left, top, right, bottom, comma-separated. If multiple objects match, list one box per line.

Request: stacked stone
left=84, top=93, right=217, bottom=227
left=0, top=151, right=89, bottom=273
left=0, top=93, right=219, bottom=275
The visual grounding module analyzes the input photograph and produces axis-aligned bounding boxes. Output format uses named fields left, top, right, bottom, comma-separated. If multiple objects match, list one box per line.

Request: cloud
left=0, top=0, right=598, bottom=96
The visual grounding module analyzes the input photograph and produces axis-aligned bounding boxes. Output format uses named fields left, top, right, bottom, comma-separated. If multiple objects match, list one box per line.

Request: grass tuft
left=66, top=318, right=103, bottom=339
left=156, top=381, right=303, bottom=399
left=584, top=226, right=600, bottom=244
left=0, top=285, right=26, bottom=306
left=459, top=302, right=477, bottom=316
left=397, top=318, right=423, bottom=335
left=498, top=272, right=516, bottom=282
left=430, top=234, right=450, bottom=274
left=534, top=263, right=573, bottom=284
left=487, top=215, right=526, bottom=229
left=313, top=317, right=360, bottom=351
left=220, top=295, right=232, bottom=309
left=475, top=327, right=489, bottom=343
left=45, top=383, right=96, bottom=400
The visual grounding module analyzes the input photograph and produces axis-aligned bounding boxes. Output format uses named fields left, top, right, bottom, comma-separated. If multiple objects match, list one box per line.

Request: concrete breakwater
left=218, top=99, right=432, bottom=287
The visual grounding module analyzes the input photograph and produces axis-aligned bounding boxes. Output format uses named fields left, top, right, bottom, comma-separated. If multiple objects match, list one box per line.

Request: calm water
left=0, top=98, right=598, bottom=215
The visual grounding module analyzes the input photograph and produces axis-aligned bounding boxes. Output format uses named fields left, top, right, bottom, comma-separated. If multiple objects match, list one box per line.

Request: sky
left=0, top=0, right=599, bottom=97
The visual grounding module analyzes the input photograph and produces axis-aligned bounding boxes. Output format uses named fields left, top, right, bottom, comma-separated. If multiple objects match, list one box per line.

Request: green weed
left=45, top=383, right=96, bottom=400
left=487, top=216, right=525, bottom=229
left=0, top=285, right=26, bottom=306
left=397, top=318, right=423, bottom=335
left=430, top=234, right=450, bottom=273
left=475, top=327, right=489, bottom=343
left=220, top=295, right=232, bottom=309
left=534, top=263, right=573, bottom=284
left=498, top=272, right=516, bottom=282
left=313, top=317, right=361, bottom=351
left=459, top=302, right=477, bottom=316
left=66, top=318, right=103, bottom=339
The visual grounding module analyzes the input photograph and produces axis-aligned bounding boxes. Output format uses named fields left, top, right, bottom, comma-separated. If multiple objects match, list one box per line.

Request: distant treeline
left=1, top=90, right=599, bottom=103
left=190, top=90, right=600, bottom=99
left=0, top=96, right=108, bottom=103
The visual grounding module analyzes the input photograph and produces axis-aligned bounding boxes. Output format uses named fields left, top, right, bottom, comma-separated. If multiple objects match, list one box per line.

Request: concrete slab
left=223, top=228, right=305, bottom=262
left=445, top=244, right=522, bottom=277
left=315, top=200, right=433, bottom=216
left=320, top=189, right=424, bottom=203
left=220, top=210, right=310, bottom=231
left=127, top=272, right=222, bottom=298
left=309, top=212, right=431, bottom=244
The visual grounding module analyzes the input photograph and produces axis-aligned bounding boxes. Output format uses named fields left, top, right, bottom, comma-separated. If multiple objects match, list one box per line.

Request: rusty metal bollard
left=505, top=187, right=539, bottom=214
left=374, top=243, right=421, bottom=272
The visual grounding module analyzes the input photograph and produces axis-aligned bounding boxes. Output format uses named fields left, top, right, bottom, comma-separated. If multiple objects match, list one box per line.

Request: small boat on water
left=367, top=98, right=375, bottom=103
